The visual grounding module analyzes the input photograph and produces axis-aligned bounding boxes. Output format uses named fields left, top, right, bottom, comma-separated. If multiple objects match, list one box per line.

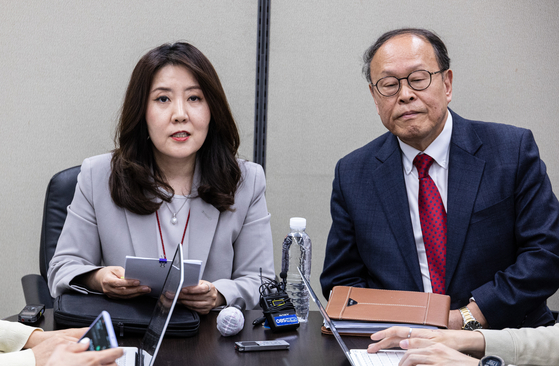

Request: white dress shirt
left=398, top=111, right=452, bottom=293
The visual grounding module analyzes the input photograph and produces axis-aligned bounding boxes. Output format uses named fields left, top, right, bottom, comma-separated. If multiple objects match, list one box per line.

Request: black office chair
left=21, top=166, right=81, bottom=308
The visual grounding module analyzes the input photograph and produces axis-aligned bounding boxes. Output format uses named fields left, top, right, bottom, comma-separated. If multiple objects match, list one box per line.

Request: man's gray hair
left=362, top=28, right=451, bottom=84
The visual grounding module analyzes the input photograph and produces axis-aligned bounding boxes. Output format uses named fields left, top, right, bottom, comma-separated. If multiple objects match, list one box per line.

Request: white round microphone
left=217, top=298, right=246, bottom=337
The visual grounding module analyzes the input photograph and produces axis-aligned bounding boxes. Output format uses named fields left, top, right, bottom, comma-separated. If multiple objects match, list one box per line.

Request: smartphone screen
left=79, top=311, right=118, bottom=351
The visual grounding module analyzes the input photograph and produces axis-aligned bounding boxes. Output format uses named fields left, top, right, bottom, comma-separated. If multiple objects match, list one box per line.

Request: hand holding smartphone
left=79, top=311, right=118, bottom=351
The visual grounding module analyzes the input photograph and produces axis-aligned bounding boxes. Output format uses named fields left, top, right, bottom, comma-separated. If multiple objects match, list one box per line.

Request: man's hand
left=448, top=310, right=464, bottom=330
left=179, top=280, right=225, bottom=314
left=79, top=266, right=151, bottom=299
left=45, top=340, right=123, bottom=366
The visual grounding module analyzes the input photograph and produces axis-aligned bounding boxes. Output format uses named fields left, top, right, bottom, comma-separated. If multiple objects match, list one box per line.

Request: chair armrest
left=21, top=274, right=54, bottom=308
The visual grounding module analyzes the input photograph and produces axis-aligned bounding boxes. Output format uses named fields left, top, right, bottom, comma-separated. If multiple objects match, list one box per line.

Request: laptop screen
left=297, top=267, right=351, bottom=355
left=140, top=244, right=184, bottom=365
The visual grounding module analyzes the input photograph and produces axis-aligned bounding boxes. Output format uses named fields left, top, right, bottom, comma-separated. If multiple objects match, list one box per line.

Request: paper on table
left=124, top=256, right=202, bottom=297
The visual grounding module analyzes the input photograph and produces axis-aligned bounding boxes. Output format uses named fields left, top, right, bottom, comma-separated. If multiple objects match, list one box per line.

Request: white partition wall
left=0, top=1, right=257, bottom=317
left=1, top=0, right=559, bottom=317
left=265, top=1, right=559, bottom=311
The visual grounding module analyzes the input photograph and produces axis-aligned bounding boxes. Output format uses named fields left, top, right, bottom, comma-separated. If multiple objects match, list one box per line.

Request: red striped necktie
left=413, top=153, right=447, bottom=294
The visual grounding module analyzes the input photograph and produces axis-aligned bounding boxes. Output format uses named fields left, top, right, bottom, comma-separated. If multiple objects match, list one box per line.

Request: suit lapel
left=445, top=111, right=485, bottom=288
left=373, top=136, right=423, bottom=291
left=185, top=160, right=219, bottom=275
left=125, top=210, right=158, bottom=257
left=187, top=197, right=219, bottom=275
left=123, top=160, right=219, bottom=268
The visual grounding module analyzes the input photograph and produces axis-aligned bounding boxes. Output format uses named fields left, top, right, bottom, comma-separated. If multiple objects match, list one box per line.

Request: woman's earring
left=147, top=136, right=151, bottom=140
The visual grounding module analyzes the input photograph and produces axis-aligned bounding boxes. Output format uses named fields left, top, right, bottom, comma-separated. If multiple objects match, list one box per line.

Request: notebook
left=117, top=244, right=185, bottom=366
left=324, top=286, right=448, bottom=333
left=298, top=268, right=405, bottom=366
left=124, top=256, right=202, bottom=297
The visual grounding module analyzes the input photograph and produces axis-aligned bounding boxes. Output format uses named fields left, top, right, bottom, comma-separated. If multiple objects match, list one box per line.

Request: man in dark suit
left=320, top=28, right=559, bottom=330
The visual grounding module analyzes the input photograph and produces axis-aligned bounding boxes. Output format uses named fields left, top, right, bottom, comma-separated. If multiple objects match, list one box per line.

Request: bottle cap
left=289, top=217, right=306, bottom=230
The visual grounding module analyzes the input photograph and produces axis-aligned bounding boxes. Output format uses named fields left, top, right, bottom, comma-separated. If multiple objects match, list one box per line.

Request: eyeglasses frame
left=371, top=69, right=447, bottom=97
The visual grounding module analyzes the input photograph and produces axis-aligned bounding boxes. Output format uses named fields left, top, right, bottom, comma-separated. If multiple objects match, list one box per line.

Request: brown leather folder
left=322, top=286, right=450, bottom=335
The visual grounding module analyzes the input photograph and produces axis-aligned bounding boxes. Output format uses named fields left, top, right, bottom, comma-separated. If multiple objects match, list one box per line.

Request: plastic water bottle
left=281, top=217, right=312, bottom=322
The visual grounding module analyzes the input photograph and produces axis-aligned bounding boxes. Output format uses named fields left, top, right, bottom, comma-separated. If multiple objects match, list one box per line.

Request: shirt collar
left=399, top=110, right=453, bottom=175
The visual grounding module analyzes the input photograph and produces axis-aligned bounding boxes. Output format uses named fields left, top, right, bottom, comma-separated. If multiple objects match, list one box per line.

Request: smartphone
left=18, top=304, right=45, bottom=324
left=235, top=340, right=290, bottom=352
left=79, top=311, right=118, bottom=351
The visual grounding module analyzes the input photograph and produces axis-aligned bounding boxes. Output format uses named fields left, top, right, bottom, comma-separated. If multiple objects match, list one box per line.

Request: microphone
left=217, top=297, right=246, bottom=337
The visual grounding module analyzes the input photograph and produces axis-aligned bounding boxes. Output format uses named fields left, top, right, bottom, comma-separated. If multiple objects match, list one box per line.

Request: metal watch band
left=459, top=306, right=476, bottom=324
left=459, top=306, right=482, bottom=330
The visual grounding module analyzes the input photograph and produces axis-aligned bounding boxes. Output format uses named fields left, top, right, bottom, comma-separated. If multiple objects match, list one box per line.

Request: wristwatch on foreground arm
left=459, top=306, right=483, bottom=330
left=478, top=355, right=505, bottom=366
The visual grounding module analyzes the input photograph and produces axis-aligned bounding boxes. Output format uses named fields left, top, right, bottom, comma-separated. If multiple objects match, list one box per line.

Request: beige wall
left=0, top=0, right=257, bottom=317
left=1, top=0, right=559, bottom=317
left=265, top=0, right=559, bottom=312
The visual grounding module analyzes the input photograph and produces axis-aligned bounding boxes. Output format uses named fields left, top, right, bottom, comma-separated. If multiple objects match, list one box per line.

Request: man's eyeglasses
left=371, top=69, right=447, bottom=97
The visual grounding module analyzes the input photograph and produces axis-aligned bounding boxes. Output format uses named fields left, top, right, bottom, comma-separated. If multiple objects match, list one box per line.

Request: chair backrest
left=39, top=166, right=81, bottom=281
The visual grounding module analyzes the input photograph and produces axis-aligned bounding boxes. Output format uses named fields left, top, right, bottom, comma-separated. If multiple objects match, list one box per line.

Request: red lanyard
left=155, top=209, right=190, bottom=260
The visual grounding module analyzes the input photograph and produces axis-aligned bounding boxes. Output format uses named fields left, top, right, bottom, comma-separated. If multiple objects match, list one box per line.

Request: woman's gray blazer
left=47, top=153, right=275, bottom=310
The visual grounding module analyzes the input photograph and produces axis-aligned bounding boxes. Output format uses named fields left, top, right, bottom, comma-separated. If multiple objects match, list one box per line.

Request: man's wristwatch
left=478, top=355, right=505, bottom=366
left=459, top=306, right=482, bottom=330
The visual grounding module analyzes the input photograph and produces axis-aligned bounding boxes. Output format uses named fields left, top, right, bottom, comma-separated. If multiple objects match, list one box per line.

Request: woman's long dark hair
left=110, top=42, right=241, bottom=214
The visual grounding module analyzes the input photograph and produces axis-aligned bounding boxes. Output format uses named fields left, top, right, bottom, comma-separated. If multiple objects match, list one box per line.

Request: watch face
left=481, top=355, right=504, bottom=366
left=464, top=320, right=482, bottom=330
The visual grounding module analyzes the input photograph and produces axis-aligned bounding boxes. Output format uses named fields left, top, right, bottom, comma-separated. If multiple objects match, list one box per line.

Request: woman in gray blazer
left=47, top=42, right=275, bottom=313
